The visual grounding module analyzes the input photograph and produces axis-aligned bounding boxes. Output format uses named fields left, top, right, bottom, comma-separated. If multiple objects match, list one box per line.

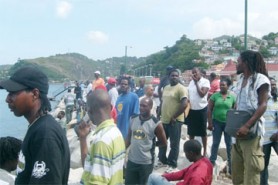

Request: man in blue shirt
left=116, top=77, right=139, bottom=139
left=135, top=77, right=145, bottom=98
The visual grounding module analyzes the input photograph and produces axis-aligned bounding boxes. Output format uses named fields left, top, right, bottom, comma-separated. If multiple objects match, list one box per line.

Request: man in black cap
left=0, top=67, right=70, bottom=184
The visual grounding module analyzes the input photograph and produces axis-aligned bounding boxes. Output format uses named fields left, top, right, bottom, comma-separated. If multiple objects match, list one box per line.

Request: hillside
left=4, top=53, right=145, bottom=82
left=1, top=33, right=277, bottom=81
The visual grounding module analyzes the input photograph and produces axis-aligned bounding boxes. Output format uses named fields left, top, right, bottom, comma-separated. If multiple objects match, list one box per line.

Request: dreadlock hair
left=240, top=50, right=268, bottom=77
left=0, top=137, right=22, bottom=170
left=269, top=77, right=277, bottom=102
left=25, top=88, right=51, bottom=115
left=39, top=93, right=52, bottom=114
left=168, top=68, right=179, bottom=76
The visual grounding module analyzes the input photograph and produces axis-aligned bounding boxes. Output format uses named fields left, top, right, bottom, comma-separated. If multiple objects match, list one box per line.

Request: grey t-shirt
left=128, top=115, right=159, bottom=165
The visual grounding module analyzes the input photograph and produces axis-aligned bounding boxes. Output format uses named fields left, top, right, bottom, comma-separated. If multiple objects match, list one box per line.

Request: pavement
left=53, top=100, right=278, bottom=185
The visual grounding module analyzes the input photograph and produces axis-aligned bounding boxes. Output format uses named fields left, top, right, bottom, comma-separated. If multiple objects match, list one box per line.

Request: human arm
left=162, top=168, right=188, bottom=181
left=237, top=83, right=269, bottom=138
left=26, top=134, right=70, bottom=184
left=170, top=97, right=187, bottom=124
left=270, top=132, right=278, bottom=142
left=78, top=121, right=91, bottom=167
left=192, top=76, right=209, bottom=98
left=207, top=99, right=214, bottom=131
left=125, top=126, right=132, bottom=148
left=154, top=122, right=167, bottom=147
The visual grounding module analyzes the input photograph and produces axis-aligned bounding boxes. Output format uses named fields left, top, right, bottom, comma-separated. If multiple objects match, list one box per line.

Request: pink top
left=208, top=79, right=220, bottom=96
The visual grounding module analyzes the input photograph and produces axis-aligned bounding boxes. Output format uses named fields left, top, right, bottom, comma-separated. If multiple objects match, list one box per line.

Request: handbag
left=225, top=109, right=259, bottom=139
left=225, top=74, right=259, bottom=140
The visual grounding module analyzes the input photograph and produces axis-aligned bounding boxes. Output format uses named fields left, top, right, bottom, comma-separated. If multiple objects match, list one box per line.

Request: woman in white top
left=187, top=67, right=210, bottom=156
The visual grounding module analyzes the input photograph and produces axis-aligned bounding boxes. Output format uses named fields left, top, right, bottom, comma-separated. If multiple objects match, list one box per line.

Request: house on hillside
left=275, top=37, right=278, bottom=45
left=181, top=60, right=278, bottom=86
left=266, top=63, right=278, bottom=79
left=269, top=47, right=278, bottom=55
left=200, top=60, right=278, bottom=80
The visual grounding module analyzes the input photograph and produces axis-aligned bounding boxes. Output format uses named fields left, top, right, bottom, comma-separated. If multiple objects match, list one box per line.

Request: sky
left=1, top=0, right=278, bottom=65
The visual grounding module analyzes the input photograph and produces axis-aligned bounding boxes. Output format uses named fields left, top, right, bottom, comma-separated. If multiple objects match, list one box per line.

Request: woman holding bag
left=207, top=78, right=236, bottom=175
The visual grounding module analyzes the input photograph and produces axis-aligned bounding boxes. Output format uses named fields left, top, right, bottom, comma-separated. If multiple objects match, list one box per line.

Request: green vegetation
left=139, top=35, right=206, bottom=76
left=0, top=33, right=277, bottom=81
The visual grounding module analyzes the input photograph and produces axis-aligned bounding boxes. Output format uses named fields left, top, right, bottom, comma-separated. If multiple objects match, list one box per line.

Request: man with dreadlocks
left=0, top=67, right=70, bottom=184
left=232, top=50, right=270, bottom=185
left=0, top=136, right=22, bottom=185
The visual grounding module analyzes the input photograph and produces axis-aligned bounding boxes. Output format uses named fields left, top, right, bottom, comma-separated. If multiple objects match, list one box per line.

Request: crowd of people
left=0, top=49, right=277, bottom=185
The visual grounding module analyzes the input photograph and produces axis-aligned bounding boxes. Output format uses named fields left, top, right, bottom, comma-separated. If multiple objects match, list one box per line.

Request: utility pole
left=244, top=0, right=248, bottom=50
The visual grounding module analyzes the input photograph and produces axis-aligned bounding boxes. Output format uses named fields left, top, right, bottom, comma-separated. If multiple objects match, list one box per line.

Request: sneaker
left=165, top=166, right=178, bottom=173
left=154, top=161, right=168, bottom=169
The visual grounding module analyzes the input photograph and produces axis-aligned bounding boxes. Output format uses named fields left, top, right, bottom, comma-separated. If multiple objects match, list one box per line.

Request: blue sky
left=1, top=0, right=278, bottom=65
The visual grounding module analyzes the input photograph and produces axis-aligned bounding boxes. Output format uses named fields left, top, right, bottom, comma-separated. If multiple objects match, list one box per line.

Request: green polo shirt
left=210, top=92, right=236, bottom=123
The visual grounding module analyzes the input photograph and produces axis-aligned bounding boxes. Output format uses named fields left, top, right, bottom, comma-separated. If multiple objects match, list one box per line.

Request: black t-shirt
left=74, top=86, right=82, bottom=100
left=15, top=114, right=70, bottom=185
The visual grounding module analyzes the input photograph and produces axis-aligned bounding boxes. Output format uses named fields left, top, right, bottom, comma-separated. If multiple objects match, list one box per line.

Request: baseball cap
left=94, top=71, right=101, bottom=75
left=0, top=67, right=49, bottom=94
left=108, top=77, right=116, bottom=85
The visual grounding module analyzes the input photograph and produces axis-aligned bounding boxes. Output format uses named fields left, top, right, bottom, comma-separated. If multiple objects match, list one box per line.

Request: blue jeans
left=147, top=173, right=173, bottom=185
left=209, top=119, right=232, bottom=173
left=261, top=142, right=278, bottom=185
left=158, top=121, right=182, bottom=168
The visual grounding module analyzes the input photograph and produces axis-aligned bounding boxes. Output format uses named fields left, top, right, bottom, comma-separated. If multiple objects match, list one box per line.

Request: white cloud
left=87, top=31, right=109, bottom=44
left=56, top=1, right=72, bottom=18
left=192, top=17, right=243, bottom=39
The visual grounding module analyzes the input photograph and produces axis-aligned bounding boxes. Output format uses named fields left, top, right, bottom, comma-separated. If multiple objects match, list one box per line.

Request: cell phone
left=74, top=113, right=90, bottom=137
left=82, top=113, right=90, bottom=124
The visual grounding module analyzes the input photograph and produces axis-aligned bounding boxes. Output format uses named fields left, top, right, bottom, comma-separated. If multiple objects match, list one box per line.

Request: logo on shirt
left=117, top=103, right=123, bottom=112
left=133, top=129, right=146, bottom=140
left=32, top=161, right=49, bottom=179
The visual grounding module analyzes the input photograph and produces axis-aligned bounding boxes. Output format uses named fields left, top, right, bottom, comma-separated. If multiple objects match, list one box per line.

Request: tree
left=259, top=47, right=271, bottom=58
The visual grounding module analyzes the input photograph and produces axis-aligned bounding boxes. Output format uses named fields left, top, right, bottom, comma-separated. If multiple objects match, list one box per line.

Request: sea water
left=0, top=83, right=66, bottom=139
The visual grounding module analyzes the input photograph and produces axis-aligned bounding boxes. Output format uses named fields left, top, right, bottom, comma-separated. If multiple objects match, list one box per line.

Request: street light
left=125, top=46, right=132, bottom=74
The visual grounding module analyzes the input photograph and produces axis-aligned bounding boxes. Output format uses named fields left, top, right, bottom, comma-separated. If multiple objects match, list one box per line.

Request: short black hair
left=120, top=77, right=130, bottom=85
left=183, top=140, right=202, bottom=155
left=59, top=110, right=65, bottom=115
left=210, top=72, right=216, bottom=79
left=221, top=77, right=232, bottom=87
left=0, top=137, right=22, bottom=167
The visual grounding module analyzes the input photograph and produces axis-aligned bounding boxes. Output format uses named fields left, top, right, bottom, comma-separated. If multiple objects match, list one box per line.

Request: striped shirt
left=263, top=98, right=278, bottom=145
left=81, top=119, right=125, bottom=185
left=0, top=169, right=15, bottom=185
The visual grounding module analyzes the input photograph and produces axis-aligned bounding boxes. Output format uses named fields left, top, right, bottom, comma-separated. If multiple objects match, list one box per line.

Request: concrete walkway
left=53, top=100, right=278, bottom=185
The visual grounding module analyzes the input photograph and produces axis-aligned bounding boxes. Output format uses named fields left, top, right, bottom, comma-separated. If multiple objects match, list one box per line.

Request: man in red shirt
left=147, top=140, right=213, bottom=185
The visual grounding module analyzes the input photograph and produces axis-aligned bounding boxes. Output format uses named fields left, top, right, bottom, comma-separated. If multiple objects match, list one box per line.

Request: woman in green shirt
left=207, top=77, right=236, bottom=174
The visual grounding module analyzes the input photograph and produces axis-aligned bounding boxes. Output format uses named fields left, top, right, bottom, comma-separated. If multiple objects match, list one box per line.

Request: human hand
left=170, top=117, right=176, bottom=125
left=236, top=125, right=249, bottom=138
left=207, top=123, right=213, bottom=131
left=270, top=132, right=278, bottom=142
left=192, top=74, right=198, bottom=83
left=78, top=121, right=91, bottom=139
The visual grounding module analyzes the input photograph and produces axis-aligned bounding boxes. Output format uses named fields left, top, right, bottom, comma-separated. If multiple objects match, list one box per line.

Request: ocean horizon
left=0, top=83, right=65, bottom=139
